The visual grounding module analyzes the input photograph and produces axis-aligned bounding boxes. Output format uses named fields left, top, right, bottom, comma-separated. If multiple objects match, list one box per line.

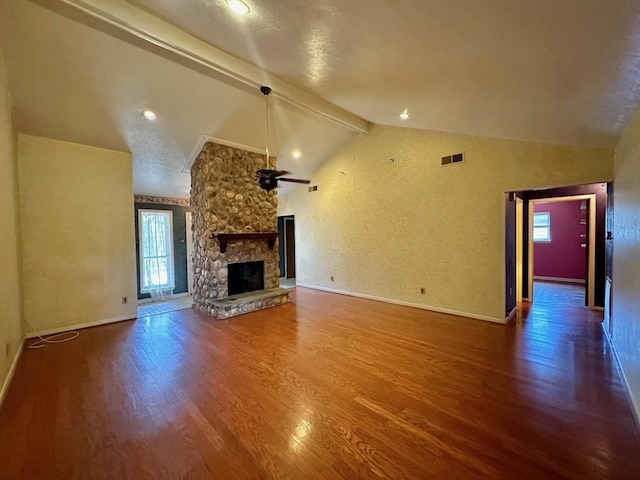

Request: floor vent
left=441, top=152, right=464, bottom=166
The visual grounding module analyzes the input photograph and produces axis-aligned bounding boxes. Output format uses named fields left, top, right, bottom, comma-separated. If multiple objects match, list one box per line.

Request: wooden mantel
left=211, top=232, right=280, bottom=253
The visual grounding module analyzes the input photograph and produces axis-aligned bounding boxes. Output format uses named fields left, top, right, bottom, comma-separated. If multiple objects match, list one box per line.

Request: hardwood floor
left=1, top=288, right=638, bottom=479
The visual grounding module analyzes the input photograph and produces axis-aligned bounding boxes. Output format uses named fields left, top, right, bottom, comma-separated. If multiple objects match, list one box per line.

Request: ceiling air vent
left=308, top=185, right=318, bottom=192
left=441, top=152, right=464, bottom=166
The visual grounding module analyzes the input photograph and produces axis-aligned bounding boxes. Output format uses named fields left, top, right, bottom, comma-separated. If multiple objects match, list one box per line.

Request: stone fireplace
left=190, top=141, right=289, bottom=319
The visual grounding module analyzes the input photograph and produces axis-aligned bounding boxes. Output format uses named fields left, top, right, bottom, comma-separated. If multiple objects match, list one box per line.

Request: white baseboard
left=0, top=339, right=24, bottom=409
left=505, top=306, right=517, bottom=324
left=137, top=291, right=191, bottom=305
left=25, top=315, right=136, bottom=339
left=534, top=276, right=586, bottom=284
left=602, top=326, right=640, bottom=434
left=296, top=284, right=505, bottom=324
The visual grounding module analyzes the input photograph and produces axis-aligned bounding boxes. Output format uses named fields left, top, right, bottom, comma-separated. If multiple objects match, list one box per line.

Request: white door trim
left=516, top=197, right=523, bottom=303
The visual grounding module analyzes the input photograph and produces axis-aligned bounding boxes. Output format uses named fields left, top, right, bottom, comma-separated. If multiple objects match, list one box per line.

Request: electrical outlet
left=420, top=288, right=425, bottom=294
left=331, top=276, right=334, bottom=282
left=122, top=296, right=128, bottom=304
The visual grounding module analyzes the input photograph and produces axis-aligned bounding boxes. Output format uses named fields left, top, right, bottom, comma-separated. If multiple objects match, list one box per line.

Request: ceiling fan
left=256, top=86, right=310, bottom=192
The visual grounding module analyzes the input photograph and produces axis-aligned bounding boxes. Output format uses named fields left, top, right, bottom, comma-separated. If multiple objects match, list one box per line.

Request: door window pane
left=139, top=210, right=175, bottom=291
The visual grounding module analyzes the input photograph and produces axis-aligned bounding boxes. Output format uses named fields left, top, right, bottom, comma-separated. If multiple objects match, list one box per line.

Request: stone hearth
left=190, top=141, right=289, bottom=318
left=208, top=287, right=290, bottom=319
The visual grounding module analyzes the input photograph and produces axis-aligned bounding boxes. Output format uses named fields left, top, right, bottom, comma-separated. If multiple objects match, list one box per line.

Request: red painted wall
left=534, top=200, right=587, bottom=280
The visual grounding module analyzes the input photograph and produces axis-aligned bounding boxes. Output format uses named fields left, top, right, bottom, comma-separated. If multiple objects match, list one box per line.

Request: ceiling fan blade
left=279, top=178, right=311, bottom=184
left=256, top=169, right=291, bottom=177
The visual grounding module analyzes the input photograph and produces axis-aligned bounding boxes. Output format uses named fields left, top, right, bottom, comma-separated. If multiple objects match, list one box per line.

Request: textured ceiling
left=0, top=0, right=356, bottom=198
left=2, top=0, right=640, bottom=199
left=130, top=0, right=640, bottom=147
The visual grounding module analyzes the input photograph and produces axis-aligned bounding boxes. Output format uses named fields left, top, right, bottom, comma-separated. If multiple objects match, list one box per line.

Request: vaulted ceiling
left=2, top=0, right=640, bottom=198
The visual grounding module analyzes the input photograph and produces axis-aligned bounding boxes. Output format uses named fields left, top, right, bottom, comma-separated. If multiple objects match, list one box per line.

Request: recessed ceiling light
left=292, top=150, right=302, bottom=159
left=227, top=0, right=250, bottom=16
left=142, top=109, right=157, bottom=120
left=399, top=109, right=410, bottom=120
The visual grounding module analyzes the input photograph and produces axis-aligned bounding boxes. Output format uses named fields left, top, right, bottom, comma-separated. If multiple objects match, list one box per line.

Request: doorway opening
left=134, top=199, right=193, bottom=318
left=277, top=215, right=297, bottom=289
left=529, top=195, right=594, bottom=308
left=505, top=183, right=609, bottom=321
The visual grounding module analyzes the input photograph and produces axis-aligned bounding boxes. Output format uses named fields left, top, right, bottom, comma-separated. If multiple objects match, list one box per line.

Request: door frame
left=516, top=197, right=523, bottom=303
left=527, top=194, right=596, bottom=309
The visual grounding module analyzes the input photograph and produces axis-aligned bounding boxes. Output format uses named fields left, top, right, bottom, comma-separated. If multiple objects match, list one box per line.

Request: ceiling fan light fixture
left=227, top=0, right=250, bottom=16
left=399, top=109, right=410, bottom=120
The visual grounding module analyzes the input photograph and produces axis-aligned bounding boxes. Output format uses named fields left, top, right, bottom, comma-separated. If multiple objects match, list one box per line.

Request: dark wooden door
left=285, top=218, right=296, bottom=279
left=605, top=182, right=614, bottom=333
left=605, top=182, right=614, bottom=280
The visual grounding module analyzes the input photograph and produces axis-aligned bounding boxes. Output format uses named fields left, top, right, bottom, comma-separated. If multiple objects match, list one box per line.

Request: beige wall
left=0, top=48, right=23, bottom=398
left=18, top=135, right=137, bottom=334
left=612, top=104, right=640, bottom=420
left=279, top=124, right=612, bottom=322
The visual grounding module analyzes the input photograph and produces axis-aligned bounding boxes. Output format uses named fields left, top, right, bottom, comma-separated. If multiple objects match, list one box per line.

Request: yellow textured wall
left=0, top=48, right=23, bottom=397
left=18, top=134, right=137, bottom=334
left=612, top=104, right=640, bottom=420
left=279, top=124, right=613, bottom=321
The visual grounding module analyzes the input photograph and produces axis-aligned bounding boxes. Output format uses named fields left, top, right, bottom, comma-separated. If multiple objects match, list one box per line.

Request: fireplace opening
left=228, top=261, right=265, bottom=296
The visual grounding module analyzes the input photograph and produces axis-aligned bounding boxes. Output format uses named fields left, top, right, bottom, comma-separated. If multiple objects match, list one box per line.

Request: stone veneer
left=190, top=141, right=286, bottom=317
left=134, top=195, right=189, bottom=206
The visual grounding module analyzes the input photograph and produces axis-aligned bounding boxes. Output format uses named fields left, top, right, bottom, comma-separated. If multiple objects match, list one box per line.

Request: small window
left=533, top=212, right=551, bottom=242
left=139, top=210, right=175, bottom=292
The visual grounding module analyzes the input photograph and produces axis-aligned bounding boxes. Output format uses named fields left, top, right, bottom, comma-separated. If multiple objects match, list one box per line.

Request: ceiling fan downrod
left=261, top=86, right=272, bottom=169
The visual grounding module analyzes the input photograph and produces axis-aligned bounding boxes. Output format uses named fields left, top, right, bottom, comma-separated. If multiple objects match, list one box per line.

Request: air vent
left=441, top=152, right=464, bottom=166
left=308, top=185, right=318, bottom=192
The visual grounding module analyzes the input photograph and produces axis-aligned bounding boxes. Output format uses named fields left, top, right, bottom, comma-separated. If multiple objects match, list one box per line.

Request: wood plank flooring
left=1, top=288, right=638, bottom=479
